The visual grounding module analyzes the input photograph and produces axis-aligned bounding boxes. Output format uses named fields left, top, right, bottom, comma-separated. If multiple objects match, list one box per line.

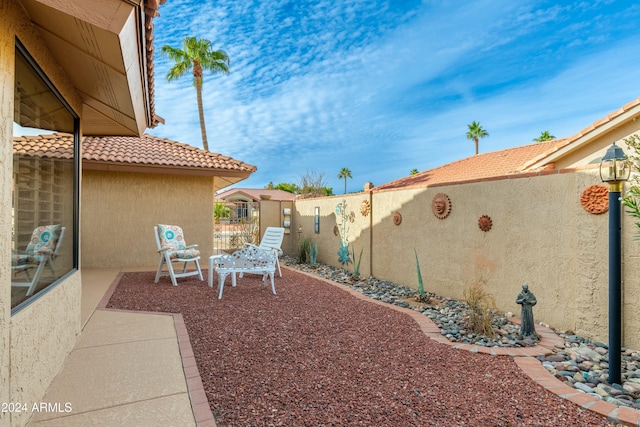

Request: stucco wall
left=9, top=274, right=81, bottom=426
left=294, top=194, right=373, bottom=277
left=294, top=170, right=640, bottom=349
left=258, top=200, right=295, bottom=255
left=81, top=170, right=215, bottom=268
left=2, top=2, right=83, bottom=426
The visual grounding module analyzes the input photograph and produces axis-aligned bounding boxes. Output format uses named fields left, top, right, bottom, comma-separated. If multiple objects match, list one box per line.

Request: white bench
left=208, top=246, right=277, bottom=299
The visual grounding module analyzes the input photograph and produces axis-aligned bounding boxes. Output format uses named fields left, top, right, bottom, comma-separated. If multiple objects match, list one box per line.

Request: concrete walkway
left=27, top=268, right=215, bottom=427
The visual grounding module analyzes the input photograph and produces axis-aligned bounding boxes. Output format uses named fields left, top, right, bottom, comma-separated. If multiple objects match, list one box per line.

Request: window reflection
left=11, top=42, right=78, bottom=310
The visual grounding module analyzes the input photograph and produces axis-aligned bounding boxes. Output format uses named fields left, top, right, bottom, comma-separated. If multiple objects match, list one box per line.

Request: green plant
left=622, top=134, right=640, bottom=236
left=309, top=240, right=318, bottom=266
left=463, top=281, right=496, bottom=337
left=351, top=245, right=363, bottom=277
left=298, top=237, right=312, bottom=263
left=214, top=201, right=231, bottom=222
left=413, top=249, right=430, bottom=303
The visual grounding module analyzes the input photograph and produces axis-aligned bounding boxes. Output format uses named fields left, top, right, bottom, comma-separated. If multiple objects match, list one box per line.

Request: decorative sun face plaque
left=478, top=215, right=493, bottom=232
left=580, top=185, right=609, bottom=214
left=432, top=193, right=452, bottom=219
left=393, top=211, right=402, bottom=225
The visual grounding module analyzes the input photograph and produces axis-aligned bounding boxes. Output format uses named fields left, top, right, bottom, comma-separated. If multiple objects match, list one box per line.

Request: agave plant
left=352, top=245, right=363, bottom=277
left=414, top=249, right=430, bottom=303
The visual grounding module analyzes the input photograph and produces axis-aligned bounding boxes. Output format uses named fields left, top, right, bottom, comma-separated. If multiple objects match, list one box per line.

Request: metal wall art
left=335, top=200, right=352, bottom=265
left=432, top=193, right=452, bottom=219
left=360, top=199, right=371, bottom=216
left=478, top=215, right=493, bottom=232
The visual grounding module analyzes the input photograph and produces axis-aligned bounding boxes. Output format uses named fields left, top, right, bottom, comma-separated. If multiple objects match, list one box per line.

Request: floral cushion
left=12, top=225, right=61, bottom=266
left=168, top=249, right=200, bottom=259
left=158, top=224, right=199, bottom=258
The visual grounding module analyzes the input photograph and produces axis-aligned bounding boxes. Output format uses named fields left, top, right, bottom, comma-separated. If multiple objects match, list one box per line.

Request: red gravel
left=107, top=269, right=614, bottom=427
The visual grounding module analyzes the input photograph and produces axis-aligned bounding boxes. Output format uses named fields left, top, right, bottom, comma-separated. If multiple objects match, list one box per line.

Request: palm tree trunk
left=195, top=77, right=209, bottom=151
left=474, top=138, right=479, bottom=155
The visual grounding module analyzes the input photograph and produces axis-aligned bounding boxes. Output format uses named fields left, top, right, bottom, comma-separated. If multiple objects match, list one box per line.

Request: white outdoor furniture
left=209, top=246, right=277, bottom=299
left=12, top=224, right=65, bottom=296
left=154, top=224, right=203, bottom=286
left=243, top=226, right=285, bottom=277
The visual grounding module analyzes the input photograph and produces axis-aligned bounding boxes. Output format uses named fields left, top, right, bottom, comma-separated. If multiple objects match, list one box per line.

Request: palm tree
left=161, top=37, right=230, bottom=152
left=466, top=121, right=489, bottom=155
left=338, top=167, right=352, bottom=194
left=410, top=169, right=419, bottom=175
left=533, top=130, right=555, bottom=142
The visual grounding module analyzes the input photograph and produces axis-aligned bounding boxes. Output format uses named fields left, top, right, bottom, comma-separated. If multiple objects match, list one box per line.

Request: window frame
left=11, top=39, right=80, bottom=314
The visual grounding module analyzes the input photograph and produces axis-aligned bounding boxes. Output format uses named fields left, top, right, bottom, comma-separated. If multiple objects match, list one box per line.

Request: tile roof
left=215, top=188, right=297, bottom=201
left=13, top=133, right=257, bottom=174
left=374, top=96, right=640, bottom=192
left=374, top=139, right=569, bottom=192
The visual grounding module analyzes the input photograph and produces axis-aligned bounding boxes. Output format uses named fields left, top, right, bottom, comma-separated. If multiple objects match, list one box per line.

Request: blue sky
left=148, top=0, right=640, bottom=194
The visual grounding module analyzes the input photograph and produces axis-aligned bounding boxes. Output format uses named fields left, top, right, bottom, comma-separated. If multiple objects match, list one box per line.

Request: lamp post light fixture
left=599, top=142, right=631, bottom=385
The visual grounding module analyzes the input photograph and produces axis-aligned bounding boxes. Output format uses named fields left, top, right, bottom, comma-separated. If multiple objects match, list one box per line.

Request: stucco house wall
left=1, top=2, right=83, bottom=425
left=81, top=170, right=215, bottom=268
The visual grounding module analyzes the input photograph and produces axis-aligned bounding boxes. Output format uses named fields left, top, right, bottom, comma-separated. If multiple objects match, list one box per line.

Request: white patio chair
left=243, top=226, right=285, bottom=277
left=154, top=224, right=203, bottom=286
left=211, top=246, right=277, bottom=299
left=12, top=224, right=65, bottom=296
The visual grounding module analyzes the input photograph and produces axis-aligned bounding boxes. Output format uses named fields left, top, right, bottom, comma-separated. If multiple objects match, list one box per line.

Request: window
left=314, top=207, right=320, bottom=233
left=11, top=40, right=79, bottom=311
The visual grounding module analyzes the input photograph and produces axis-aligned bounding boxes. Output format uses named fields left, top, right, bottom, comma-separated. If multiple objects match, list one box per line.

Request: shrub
left=463, top=281, right=496, bottom=337
left=298, top=237, right=311, bottom=263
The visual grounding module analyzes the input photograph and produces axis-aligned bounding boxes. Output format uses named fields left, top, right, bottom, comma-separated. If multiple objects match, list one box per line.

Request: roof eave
left=82, top=160, right=255, bottom=179
left=526, top=100, right=640, bottom=170
left=21, top=0, right=162, bottom=136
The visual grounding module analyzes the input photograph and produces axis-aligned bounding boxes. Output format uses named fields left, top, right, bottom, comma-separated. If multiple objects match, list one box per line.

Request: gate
left=213, top=200, right=259, bottom=254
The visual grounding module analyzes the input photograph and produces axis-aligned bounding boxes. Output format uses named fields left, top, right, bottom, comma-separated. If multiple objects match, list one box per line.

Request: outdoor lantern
left=599, top=141, right=630, bottom=386
left=599, top=143, right=631, bottom=185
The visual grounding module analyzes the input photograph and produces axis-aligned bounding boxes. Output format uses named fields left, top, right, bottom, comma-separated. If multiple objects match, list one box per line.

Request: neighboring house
left=294, top=97, right=640, bottom=349
left=2, top=1, right=167, bottom=423
left=215, top=188, right=297, bottom=203
left=215, top=188, right=296, bottom=222
left=13, top=133, right=256, bottom=268
left=214, top=188, right=296, bottom=252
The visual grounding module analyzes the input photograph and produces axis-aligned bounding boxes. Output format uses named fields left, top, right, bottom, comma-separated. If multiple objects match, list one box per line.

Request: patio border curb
left=96, top=272, right=217, bottom=427
left=284, top=266, right=640, bottom=427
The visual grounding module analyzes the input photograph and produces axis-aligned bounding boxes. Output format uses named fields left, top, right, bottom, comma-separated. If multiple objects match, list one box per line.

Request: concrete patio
left=26, top=268, right=215, bottom=427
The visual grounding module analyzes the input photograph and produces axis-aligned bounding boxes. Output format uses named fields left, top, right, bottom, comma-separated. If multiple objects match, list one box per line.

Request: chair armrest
left=158, top=245, right=172, bottom=253
left=263, top=245, right=283, bottom=256
left=35, top=248, right=53, bottom=255
left=186, top=244, right=198, bottom=249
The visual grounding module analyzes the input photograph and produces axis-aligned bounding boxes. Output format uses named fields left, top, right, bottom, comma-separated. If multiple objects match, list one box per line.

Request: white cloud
left=149, top=0, right=640, bottom=193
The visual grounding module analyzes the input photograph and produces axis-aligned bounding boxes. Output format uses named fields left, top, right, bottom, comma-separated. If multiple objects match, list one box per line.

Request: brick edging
left=284, top=266, right=640, bottom=427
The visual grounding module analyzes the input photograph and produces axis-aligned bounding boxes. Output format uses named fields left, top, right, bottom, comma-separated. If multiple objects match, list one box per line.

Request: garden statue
left=516, top=283, right=537, bottom=337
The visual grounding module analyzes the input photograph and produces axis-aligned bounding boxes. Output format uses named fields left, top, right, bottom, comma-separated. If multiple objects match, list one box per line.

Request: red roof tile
left=374, top=139, right=568, bottom=191
left=13, top=133, right=257, bottom=174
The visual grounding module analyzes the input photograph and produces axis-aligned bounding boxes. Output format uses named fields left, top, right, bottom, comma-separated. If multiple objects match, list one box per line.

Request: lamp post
left=599, top=142, right=631, bottom=385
